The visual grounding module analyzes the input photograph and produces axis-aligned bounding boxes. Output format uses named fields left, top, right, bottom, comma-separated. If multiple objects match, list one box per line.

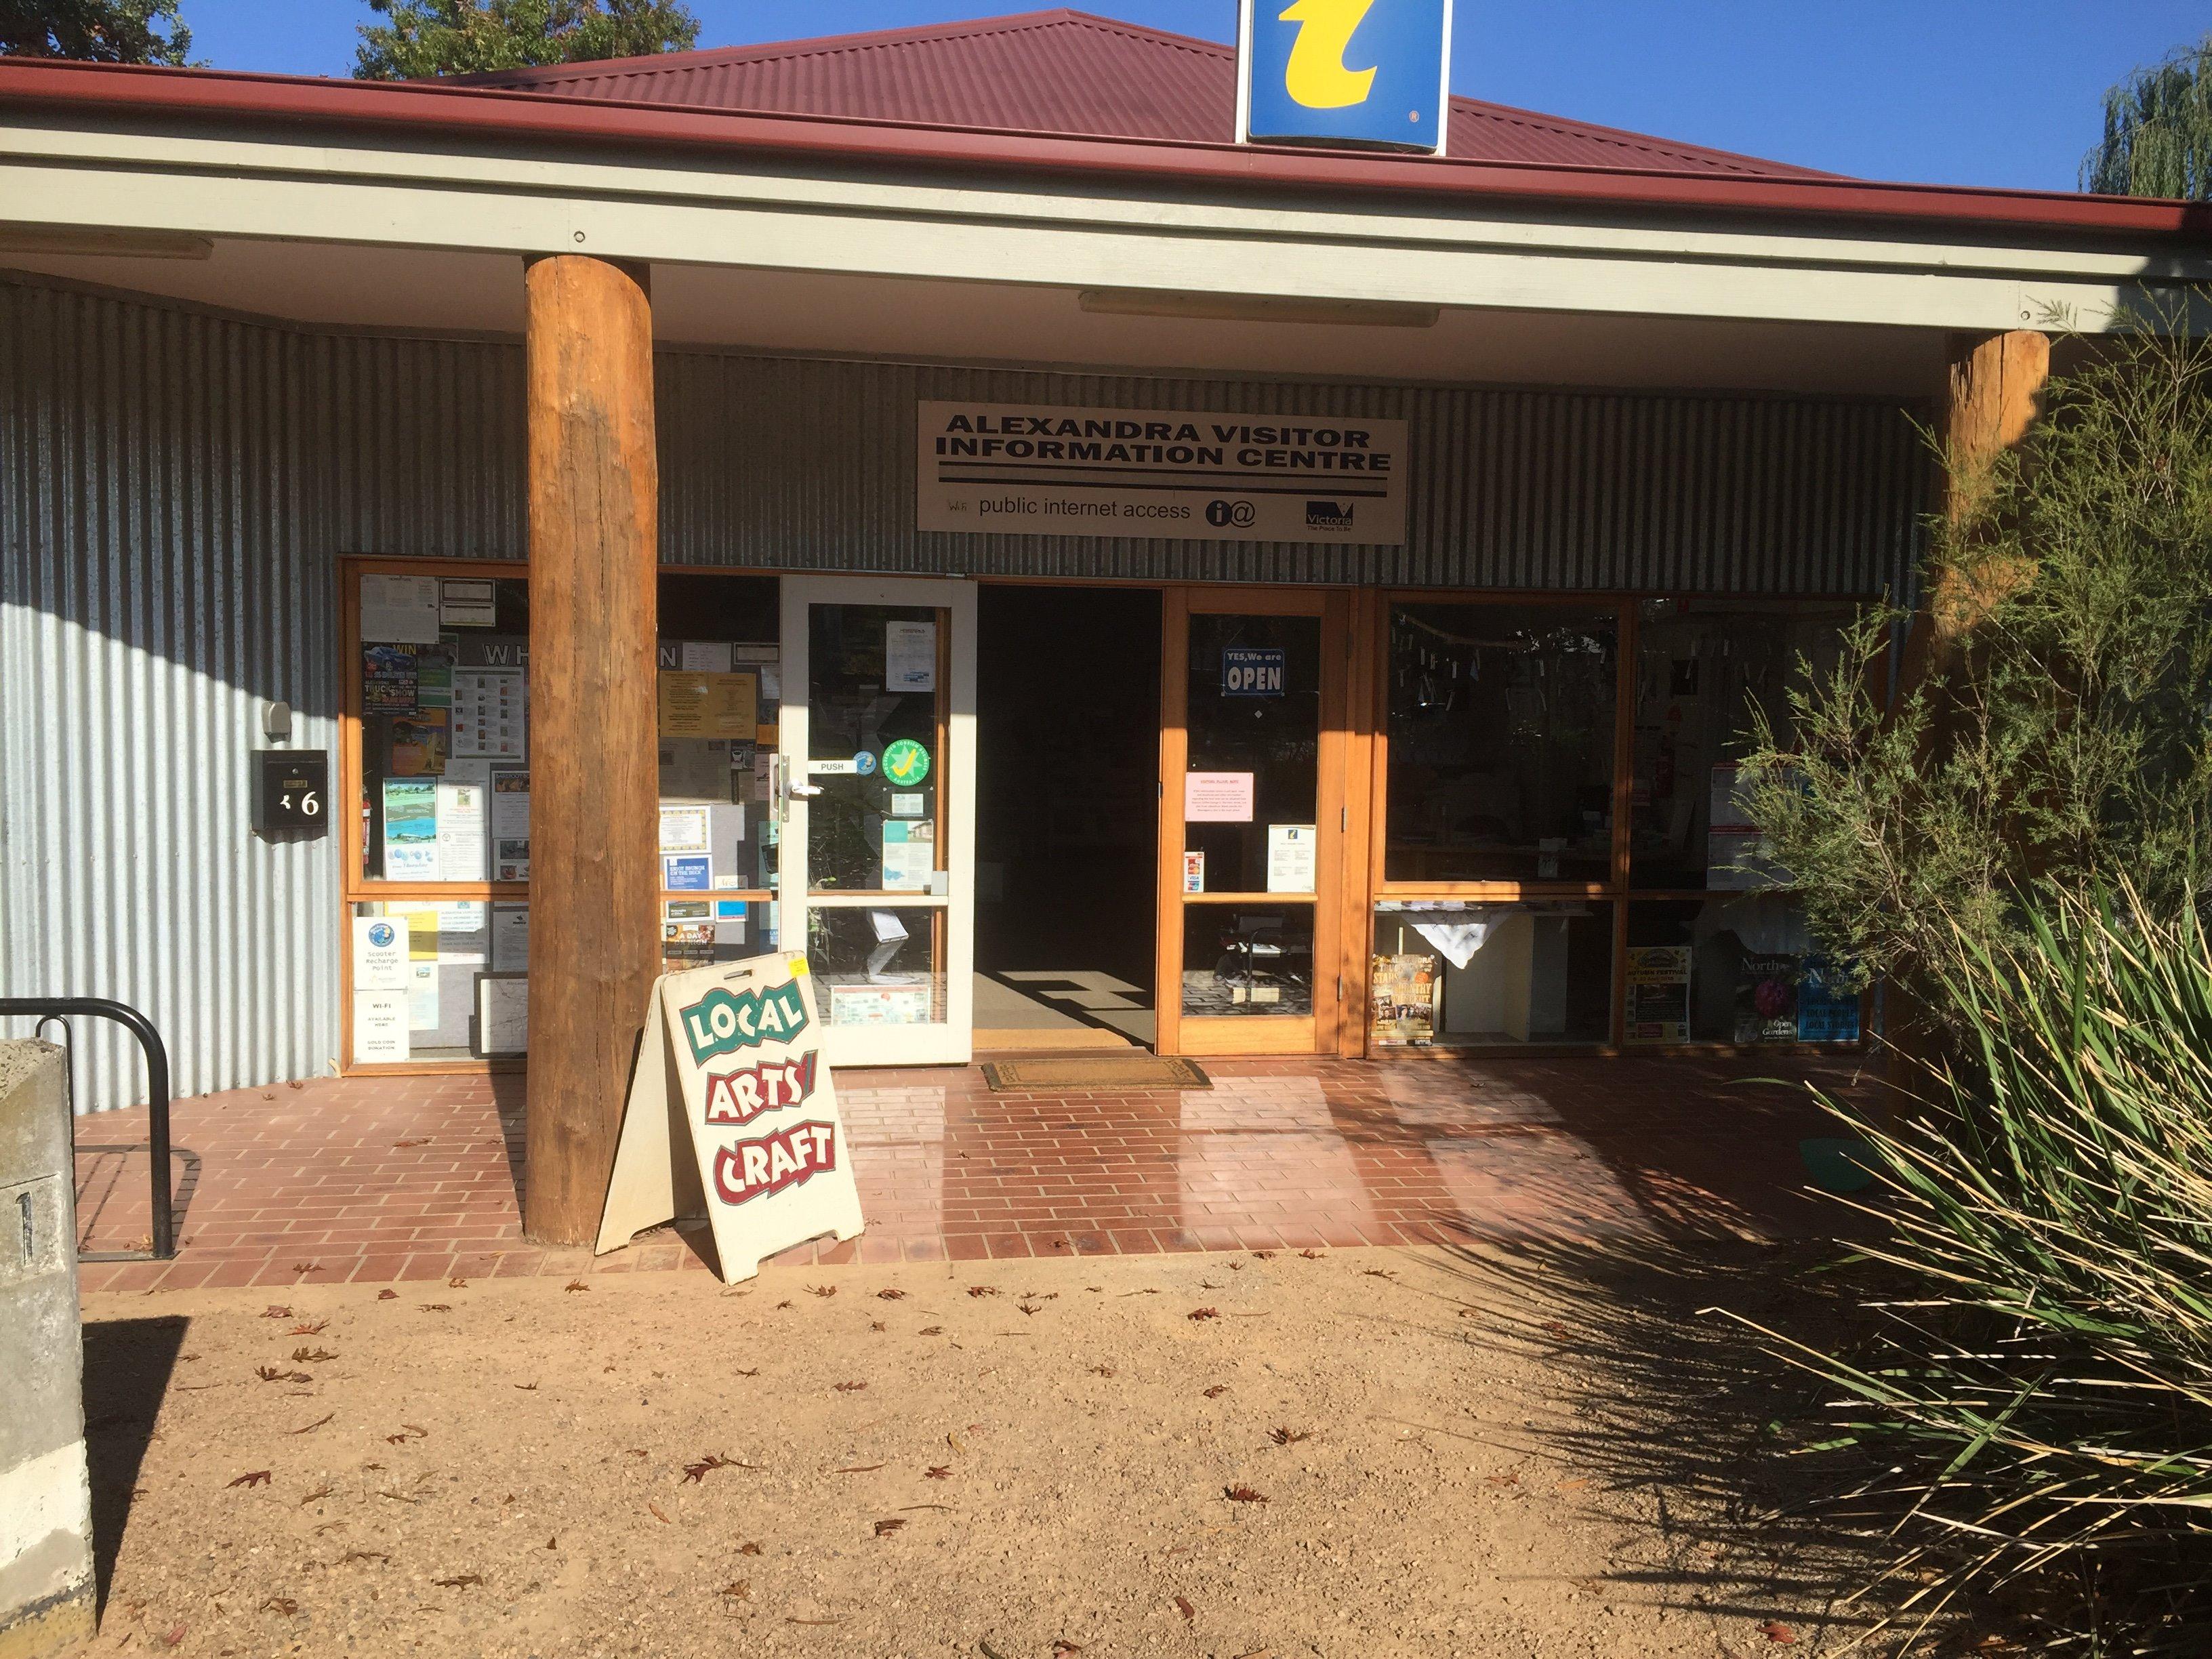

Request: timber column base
left=521, top=255, right=661, bottom=1245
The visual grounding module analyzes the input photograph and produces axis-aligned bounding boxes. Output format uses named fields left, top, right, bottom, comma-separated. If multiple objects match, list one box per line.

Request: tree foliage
left=354, top=0, right=699, bottom=81
left=2084, top=35, right=2212, bottom=199
left=1738, top=318, right=2212, bottom=994
left=0, top=0, right=192, bottom=64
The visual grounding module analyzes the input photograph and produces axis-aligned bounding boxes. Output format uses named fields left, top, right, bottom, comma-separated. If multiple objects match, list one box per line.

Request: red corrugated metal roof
left=456, top=8, right=1835, bottom=178
left=8, top=58, right=2208, bottom=245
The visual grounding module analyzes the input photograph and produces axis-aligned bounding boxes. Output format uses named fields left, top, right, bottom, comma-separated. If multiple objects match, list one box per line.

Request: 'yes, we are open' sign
left=597, top=954, right=864, bottom=1283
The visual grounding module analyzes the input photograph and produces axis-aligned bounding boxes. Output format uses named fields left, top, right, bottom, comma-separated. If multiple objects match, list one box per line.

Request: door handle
left=790, top=781, right=824, bottom=798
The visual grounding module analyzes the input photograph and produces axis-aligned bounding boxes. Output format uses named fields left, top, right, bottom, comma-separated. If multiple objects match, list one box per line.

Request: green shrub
left=1739, top=886, right=2212, bottom=1650
left=1738, top=321, right=2212, bottom=999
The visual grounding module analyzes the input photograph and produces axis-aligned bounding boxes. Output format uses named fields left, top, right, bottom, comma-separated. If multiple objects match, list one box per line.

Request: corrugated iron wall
left=0, top=279, right=525, bottom=1108
left=1, top=273, right=1925, bottom=1108
left=657, top=354, right=1928, bottom=592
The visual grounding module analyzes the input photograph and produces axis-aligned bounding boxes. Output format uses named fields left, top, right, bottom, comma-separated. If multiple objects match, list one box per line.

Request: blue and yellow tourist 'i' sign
left=1237, top=0, right=1453, bottom=155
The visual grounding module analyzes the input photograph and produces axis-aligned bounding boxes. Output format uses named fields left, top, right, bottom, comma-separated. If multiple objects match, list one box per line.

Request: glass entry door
left=1156, top=588, right=1351, bottom=1055
left=776, top=575, right=977, bottom=1066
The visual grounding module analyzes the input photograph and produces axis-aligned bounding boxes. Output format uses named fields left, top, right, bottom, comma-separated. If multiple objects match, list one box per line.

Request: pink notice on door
left=1185, top=771, right=1256, bottom=823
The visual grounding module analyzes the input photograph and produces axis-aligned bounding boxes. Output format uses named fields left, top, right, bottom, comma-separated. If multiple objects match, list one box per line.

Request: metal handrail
left=0, top=997, right=175, bottom=1261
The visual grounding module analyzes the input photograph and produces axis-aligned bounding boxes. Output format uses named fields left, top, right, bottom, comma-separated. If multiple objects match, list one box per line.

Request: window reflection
left=359, top=575, right=530, bottom=885
left=1385, top=605, right=1616, bottom=884
left=1372, top=901, right=1612, bottom=1047
left=806, top=605, right=945, bottom=894
left=1630, top=600, right=1851, bottom=890
left=1625, top=897, right=1858, bottom=1044
left=1184, top=613, right=1322, bottom=895
left=1183, top=904, right=1315, bottom=1018
left=656, top=573, right=780, bottom=905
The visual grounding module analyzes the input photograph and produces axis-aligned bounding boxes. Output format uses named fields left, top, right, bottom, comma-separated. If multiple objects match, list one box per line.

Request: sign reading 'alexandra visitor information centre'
left=916, top=401, right=1410, bottom=544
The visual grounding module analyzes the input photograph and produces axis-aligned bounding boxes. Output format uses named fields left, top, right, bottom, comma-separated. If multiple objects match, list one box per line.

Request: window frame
left=1363, top=588, right=1872, bottom=1056
left=337, top=554, right=783, bottom=1076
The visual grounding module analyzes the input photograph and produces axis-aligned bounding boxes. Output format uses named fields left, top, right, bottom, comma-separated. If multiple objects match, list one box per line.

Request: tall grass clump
left=1744, top=886, right=2212, bottom=1650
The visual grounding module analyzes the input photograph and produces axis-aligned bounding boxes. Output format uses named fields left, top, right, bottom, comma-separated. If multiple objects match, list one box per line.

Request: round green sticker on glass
left=882, top=738, right=930, bottom=787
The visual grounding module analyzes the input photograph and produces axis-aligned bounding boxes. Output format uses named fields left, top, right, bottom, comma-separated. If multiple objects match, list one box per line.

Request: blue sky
left=178, top=2, right=2210, bottom=191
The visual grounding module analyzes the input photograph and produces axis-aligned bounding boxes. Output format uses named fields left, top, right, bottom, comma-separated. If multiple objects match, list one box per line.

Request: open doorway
left=975, top=585, right=1162, bottom=1050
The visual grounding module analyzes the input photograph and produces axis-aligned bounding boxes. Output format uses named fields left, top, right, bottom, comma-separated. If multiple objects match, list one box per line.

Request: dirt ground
left=72, top=1242, right=1880, bottom=1658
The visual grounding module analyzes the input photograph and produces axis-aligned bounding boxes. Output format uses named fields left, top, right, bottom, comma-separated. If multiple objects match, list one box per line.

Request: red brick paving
left=70, top=1057, right=1866, bottom=1292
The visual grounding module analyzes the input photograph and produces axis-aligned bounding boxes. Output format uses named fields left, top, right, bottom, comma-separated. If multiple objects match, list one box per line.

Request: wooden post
left=523, top=255, right=660, bottom=1245
left=1886, top=329, right=2050, bottom=1087
left=1900, top=330, right=2052, bottom=684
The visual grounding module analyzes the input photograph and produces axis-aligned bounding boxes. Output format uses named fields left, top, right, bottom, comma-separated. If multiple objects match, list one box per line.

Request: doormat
left=979, top=1056, right=1212, bottom=1092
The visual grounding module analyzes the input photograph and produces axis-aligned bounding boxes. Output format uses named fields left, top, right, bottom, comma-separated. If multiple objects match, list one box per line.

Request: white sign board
left=917, top=402, right=1407, bottom=544
left=352, top=991, right=409, bottom=1063
left=1266, top=823, right=1317, bottom=894
left=596, top=953, right=864, bottom=1284
left=352, top=916, right=411, bottom=991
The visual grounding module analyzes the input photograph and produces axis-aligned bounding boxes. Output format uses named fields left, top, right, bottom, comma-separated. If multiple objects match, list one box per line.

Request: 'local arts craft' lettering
left=712, top=1121, right=839, bottom=1207
left=702, top=1052, right=819, bottom=1125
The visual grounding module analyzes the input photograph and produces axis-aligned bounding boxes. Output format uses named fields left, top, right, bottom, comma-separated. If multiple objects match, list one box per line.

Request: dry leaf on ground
left=682, top=1454, right=753, bottom=1483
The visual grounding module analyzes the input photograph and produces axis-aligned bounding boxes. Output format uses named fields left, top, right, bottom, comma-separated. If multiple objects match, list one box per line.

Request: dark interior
left=975, top=584, right=1162, bottom=1047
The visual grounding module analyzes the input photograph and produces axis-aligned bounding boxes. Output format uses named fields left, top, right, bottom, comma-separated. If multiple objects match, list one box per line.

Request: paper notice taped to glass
left=1185, top=771, right=1255, bottom=823
left=352, top=991, right=410, bottom=1063
left=361, top=573, right=441, bottom=644
left=1266, top=824, right=1316, bottom=894
left=885, top=620, right=937, bottom=692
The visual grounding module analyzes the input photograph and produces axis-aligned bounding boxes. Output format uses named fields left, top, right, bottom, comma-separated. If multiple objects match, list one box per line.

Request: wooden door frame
left=1154, top=584, right=1364, bottom=1058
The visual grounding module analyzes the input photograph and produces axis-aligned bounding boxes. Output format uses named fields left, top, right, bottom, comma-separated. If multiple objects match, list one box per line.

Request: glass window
left=804, top=603, right=946, bottom=895
left=1183, top=904, right=1315, bottom=1019
left=358, top=573, right=530, bottom=884
left=1371, top=901, right=1612, bottom=1047
left=807, top=905, right=946, bottom=1029
left=1184, top=613, right=1322, bottom=895
left=1385, top=605, right=1617, bottom=884
left=350, top=899, right=526, bottom=1063
left=657, top=574, right=781, bottom=899
left=1625, top=898, right=1860, bottom=1046
left=1630, top=600, right=1853, bottom=890
left=660, top=897, right=780, bottom=977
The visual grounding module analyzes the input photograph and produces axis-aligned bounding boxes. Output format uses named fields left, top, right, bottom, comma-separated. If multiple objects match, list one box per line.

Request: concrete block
left=0, top=1042, right=94, bottom=1656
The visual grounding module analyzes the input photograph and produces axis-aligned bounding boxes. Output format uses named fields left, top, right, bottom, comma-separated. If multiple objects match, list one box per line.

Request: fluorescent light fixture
left=0, top=226, right=215, bottom=260
left=1079, top=288, right=1439, bottom=328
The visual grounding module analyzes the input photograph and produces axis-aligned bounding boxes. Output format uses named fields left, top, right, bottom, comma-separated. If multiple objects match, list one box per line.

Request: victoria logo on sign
left=1237, top=0, right=1453, bottom=155
left=1305, top=499, right=1355, bottom=530
left=680, top=981, right=811, bottom=1063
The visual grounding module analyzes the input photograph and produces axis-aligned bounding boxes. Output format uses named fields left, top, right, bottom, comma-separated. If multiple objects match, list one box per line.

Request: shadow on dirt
left=81, top=1313, right=189, bottom=1614
left=1425, top=1233, right=1923, bottom=1656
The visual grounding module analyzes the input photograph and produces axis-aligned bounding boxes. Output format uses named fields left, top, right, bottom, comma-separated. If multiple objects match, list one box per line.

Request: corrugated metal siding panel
left=656, top=353, right=1925, bottom=595
left=0, top=279, right=527, bottom=1109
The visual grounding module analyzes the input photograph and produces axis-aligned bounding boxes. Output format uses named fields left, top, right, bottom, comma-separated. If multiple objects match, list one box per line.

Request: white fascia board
left=1, top=117, right=2203, bottom=333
